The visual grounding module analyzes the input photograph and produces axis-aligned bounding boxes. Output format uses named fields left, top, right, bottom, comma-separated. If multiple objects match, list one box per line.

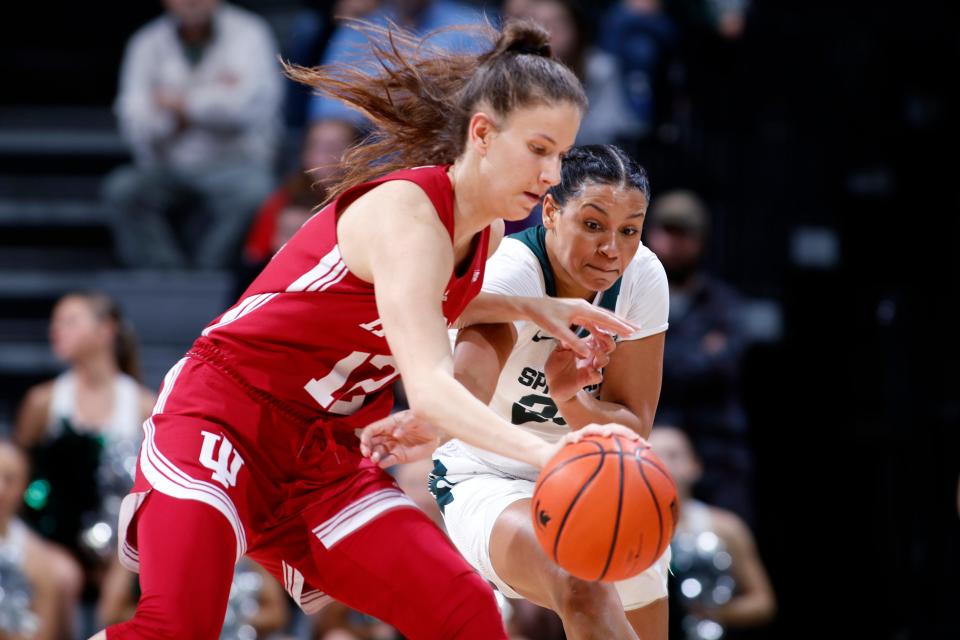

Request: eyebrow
left=582, top=203, right=646, bottom=219
left=535, top=133, right=557, bottom=145
left=583, top=202, right=609, bottom=216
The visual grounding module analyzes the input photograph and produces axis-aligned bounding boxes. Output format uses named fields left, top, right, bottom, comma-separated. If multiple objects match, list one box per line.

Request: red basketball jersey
left=192, top=165, right=490, bottom=427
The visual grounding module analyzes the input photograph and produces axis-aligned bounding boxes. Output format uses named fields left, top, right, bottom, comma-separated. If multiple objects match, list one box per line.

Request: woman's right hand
left=520, top=297, right=638, bottom=358
left=533, top=422, right=646, bottom=468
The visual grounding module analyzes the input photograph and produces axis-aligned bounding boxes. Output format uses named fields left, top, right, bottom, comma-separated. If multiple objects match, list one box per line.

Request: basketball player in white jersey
left=363, top=145, right=670, bottom=639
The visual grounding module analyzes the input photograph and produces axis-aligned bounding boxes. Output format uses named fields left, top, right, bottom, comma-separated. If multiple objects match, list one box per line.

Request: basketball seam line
left=537, top=441, right=605, bottom=486
left=598, top=435, right=626, bottom=581
left=640, top=455, right=678, bottom=493
left=551, top=443, right=606, bottom=566
left=636, top=450, right=666, bottom=568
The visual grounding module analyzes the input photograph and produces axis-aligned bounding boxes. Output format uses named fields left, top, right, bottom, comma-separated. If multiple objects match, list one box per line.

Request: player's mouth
left=586, top=264, right=619, bottom=275
left=523, top=191, right=542, bottom=205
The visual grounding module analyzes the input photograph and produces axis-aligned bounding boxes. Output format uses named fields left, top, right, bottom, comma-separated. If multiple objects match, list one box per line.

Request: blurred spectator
left=645, top=190, right=754, bottom=522
left=670, top=0, right=749, bottom=40
left=104, top=0, right=282, bottom=270
left=597, top=0, right=679, bottom=139
left=244, top=119, right=360, bottom=266
left=280, top=1, right=335, bottom=128
left=14, top=293, right=155, bottom=628
left=281, top=0, right=382, bottom=128
left=234, top=118, right=360, bottom=298
left=97, top=557, right=289, bottom=639
left=311, top=605, right=397, bottom=640
left=649, top=426, right=775, bottom=639
left=308, top=0, right=489, bottom=127
left=509, top=0, right=644, bottom=145
left=0, top=440, right=72, bottom=640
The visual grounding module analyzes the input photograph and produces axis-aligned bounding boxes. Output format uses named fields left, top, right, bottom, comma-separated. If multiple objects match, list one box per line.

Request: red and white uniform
left=109, top=166, right=504, bottom=640
left=200, top=163, right=486, bottom=423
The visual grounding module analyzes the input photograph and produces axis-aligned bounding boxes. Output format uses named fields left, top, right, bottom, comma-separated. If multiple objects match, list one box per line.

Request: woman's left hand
left=545, top=332, right=616, bottom=402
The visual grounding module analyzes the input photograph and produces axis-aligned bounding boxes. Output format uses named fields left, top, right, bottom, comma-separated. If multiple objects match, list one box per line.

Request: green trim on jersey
left=598, top=277, right=622, bottom=312
left=510, top=225, right=557, bottom=297
left=509, top=225, right=624, bottom=313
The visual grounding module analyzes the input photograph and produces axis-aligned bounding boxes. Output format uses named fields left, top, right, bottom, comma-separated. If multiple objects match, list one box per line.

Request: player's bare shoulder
left=338, top=176, right=450, bottom=282
left=345, top=178, right=441, bottom=229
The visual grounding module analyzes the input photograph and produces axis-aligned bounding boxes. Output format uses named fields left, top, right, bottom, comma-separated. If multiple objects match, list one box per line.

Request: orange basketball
left=531, top=434, right=679, bottom=582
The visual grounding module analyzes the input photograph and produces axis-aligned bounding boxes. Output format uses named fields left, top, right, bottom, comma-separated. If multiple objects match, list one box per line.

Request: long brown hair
left=65, top=292, right=143, bottom=383
left=284, top=18, right=588, bottom=201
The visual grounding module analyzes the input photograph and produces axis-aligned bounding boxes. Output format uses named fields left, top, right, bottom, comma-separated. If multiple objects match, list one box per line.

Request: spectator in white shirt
left=103, top=0, right=282, bottom=269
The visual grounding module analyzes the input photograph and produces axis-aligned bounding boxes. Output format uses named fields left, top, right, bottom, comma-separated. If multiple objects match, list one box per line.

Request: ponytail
left=284, top=18, right=587, bottom=202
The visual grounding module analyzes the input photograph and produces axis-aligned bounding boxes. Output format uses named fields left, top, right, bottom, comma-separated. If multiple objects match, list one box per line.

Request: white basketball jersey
left=438, top=226, right=669, bottom=481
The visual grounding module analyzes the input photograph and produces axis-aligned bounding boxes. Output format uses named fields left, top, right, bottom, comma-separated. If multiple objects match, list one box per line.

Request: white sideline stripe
left=308, top=260, right=347, bottom=292
left=140, top=420, right=248, bottom=560
left=140, top=362, right=247, bottom=559
left=301, top=595, right=333, bottom=614
left=146, top=362, right=237, bottom=518
left=202, top=292, right=278, bottom=336
left=117, top=491, right=148, bottom=573
left=311, top=488, right=399, bottom=537
left=313, top=489, right=417, bottom=547
left=119, top=541, right=140, bottom=572
left=298, top=596, right=333, bottom=614
left=304, top=257, right=343, bottom=291
left=300, top=590, right=324, bottom=603
left=152, top=357, right=187, bottom=414
left=287, top=246, right=342, bottom=292
left=201, top=294, right=264, bottom=336
left=280, top=562, right=332, bottom=613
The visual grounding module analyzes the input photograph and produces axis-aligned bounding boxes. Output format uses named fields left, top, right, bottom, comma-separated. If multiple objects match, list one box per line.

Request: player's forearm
left=405, top=372, right=551, bottom=468
left=554, top=392, right=648, bottom=437
left=452, top=324, right=517, bottom=405
left=456, top=293, right=535, bottom=327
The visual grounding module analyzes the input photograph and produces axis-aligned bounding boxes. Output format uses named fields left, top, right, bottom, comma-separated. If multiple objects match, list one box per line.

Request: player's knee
left=551, top=573, right=618, bottom=620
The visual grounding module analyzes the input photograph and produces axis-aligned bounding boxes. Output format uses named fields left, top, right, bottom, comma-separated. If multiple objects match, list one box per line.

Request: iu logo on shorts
left=199, top=431, right=245, bottom=489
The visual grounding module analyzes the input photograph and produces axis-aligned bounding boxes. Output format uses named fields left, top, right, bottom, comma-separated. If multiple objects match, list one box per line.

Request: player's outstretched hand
left=534, top=423, right=644, bottom=469
left=563, top=423, right=645, bottom=445
left=545, top=332, right=616, bottom=402
left=359, top=410, right=441, bottom=468
left=523, top=297, right=638, bottom=358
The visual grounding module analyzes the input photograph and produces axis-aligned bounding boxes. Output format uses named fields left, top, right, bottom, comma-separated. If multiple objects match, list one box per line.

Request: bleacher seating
left=0, top=106, right=234, bottom=425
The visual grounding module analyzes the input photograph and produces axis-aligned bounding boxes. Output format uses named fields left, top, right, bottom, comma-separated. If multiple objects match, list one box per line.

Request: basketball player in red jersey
left=92, top=19, right=640, bottom=640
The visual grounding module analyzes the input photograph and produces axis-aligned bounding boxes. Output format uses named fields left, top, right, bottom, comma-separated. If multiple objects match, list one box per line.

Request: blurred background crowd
left=0, top=0, right=956, bottom=638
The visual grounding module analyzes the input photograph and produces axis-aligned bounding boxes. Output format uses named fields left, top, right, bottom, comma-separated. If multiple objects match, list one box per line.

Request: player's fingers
left=572, top=423, right=641, bottom=442
left=587, top=327, right=616, bottom=354
left=376, top=452, right=401, bottom=468
left=586, top=368, right=603, bottom=387
left=555, top=326, right=591, bottom=358
left=591, top=349, right=611, bottom=370
left=574, top=306, right=638, bottom=337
